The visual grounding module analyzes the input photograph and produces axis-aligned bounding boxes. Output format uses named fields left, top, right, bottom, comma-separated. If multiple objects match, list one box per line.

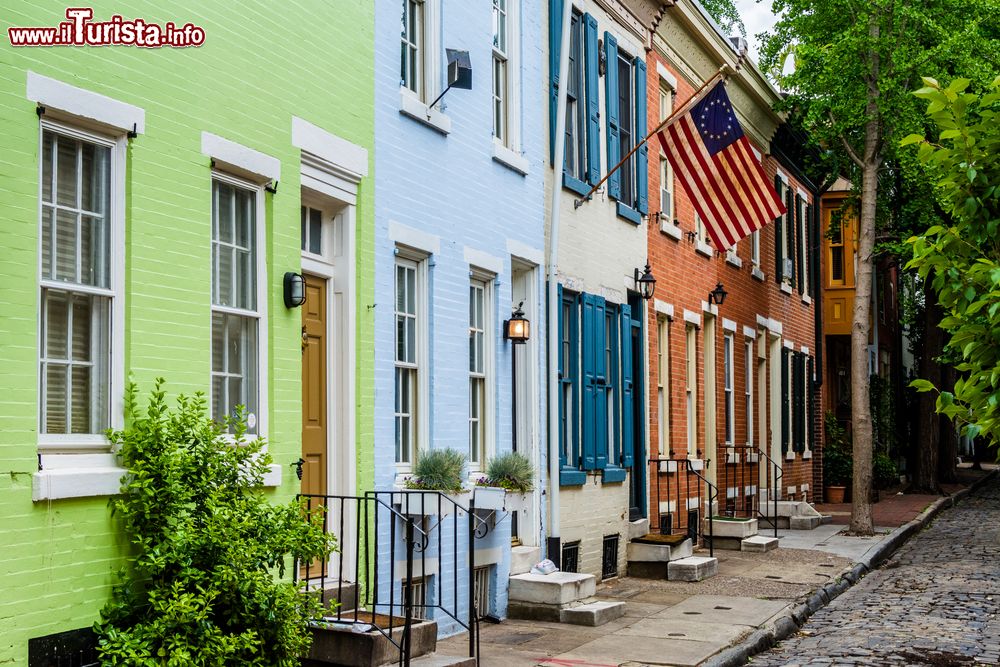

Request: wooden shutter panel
left=795, top=195, right=804, bottom=294
left=774, top=177, right=784, bottom=283
left=594, top=297, right=608, bottom=470
left=548, top=0, right=564, bottom=165
left=620, top=304, right=634, bottom=468
left=781, top=347, right=790, bottom=454
left=634, top=57, right=649, bottom=214
left=807, top=356, right=815, bottom=451
left=581, top=294, right=598, bottom=469
left=809, top=202, right=819, bottom=297
left=603, top=32, right=620, bottom=200
left=792, top=353, right=802, bottom=452
left=785, top=187, right=795, bottom=283
left=557, top=284, right=567, bottom=467
left=583, top=14, right=601, bottom=185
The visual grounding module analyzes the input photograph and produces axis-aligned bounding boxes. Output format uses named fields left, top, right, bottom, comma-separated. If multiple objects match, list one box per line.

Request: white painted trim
left=687, top=497, right=700, bottom=510
left=654, top=299, right=674, bottom=318
left=786, top=485, right=797, bottom=494
left=27, top=71, right=145, bottom=134
left=780, top=282, right=793, bottom=295
left=801, top=483, right=810, bottom=492
left=721, top=318, right=737, bottom=333
left=33, top=454, right=124, bottom=500
left=756, top=315, right=768, bottom=328
left=802, top=451, right=813, bottom=460
left=785, top=451, right=795, bottom=461
left=389, top=221, right=440, bottom=255
left=399, top=88, right=452, bottom=134
left=492, top=141, right=530, bottom=174
left=262, top=464, right=283, bottom=487
left=800, top=346, right=810, bottom=355
left=658, top=500, right=677, bottom=513
left=291, top=116, right=368, bottom=179
left=506, top=239, right=544, bottom=266
left=725, top=251, right=743, bottom=268
left=687, top=458, right=704, bottom=470
left=656, top=62, right=678, bottom=89
left=464, top=246, right=504, bottom=276
left=783, top=340, right=795, bottom=349
left=743, top=326, right=757, bottom=339
left=201, top=132, right=280, bottom=182
left=801, top=294, right=812, bottom=305
left=695, top=240, right=713, bottom=257
left=751, top=266, right=765, bottom=281
left=701, top=300, right=718, bottom=316
left=683, top=309, right=700, bottom=326
left=777, top=169, right=789, bottom=184
left=660, top=221, right=682, bottom=240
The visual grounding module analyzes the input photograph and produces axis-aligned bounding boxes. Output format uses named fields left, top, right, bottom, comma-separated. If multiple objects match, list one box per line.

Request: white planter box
left=391, top=489, right=469, bottom=517
left=472, top=487, right=531, bottom=513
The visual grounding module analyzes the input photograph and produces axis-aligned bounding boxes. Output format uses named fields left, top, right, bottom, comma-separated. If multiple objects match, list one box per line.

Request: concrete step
left=667, top=556, right=718, bottom=582
left=741, top=535, right=779, bottom=553
left=559, top=599, right=627, bottom=626
left=306, top=616, right=437, bottom=666
left=509, top=545, right=540, bottom=576
left=508, top=571, right=596, bottom=605
left=627, top=536, right=693, bottom=578
left=710, top=517, right=758, bottom=539
left=410, top=653, right=477, bottom=667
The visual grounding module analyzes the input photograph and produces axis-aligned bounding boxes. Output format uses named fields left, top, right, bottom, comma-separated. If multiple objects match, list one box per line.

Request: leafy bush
left=823, top=412, right=853, bottom=487
left=480, top=452, right=535, bottom=493
left=405, top=448, right=467, bottom=493
left=95, top=380, right=335, bottom=666
left=873, top=451, right=900, bottom=489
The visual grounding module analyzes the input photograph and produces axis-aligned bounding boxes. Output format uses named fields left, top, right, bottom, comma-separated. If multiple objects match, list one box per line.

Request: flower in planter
left=482, top=452, right=535, bottom=493
left=403, top=448, right=467, bottom=493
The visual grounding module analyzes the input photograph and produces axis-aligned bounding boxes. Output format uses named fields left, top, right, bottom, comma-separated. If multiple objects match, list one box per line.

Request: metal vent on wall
left=561, top=541, right=580, bottom=574
left=602, top=534, right=620, bottom=579
left=473, top=565, right=492, bottom=619
left=28, top=628, right=98, bottom=667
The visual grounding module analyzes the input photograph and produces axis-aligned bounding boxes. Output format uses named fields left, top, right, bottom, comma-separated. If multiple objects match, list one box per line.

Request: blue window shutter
left=557, top=284, right=566, bottom=467
left=781, top=347, right=790, bottom=454
left=581, top=294, right=597, bottom=470
left=634, top=57, right=648, bottom=215
left=584, top=14, right=601, bottom=186
left=620, top=304, right=634, bottom=468
left=594, top=297, right=608, bottom=470
left=604, top=32, right=620, bottom=200
left=774, top=178, right=784, bottom=283
left=549, top=0, right=564, bottom=164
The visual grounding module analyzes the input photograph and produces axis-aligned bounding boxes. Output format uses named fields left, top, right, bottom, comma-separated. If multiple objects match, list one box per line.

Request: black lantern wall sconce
left=708, top=282, right=728, bottom=306
left=503, top=302, right=530, bottom=344
left=283, top=272, right=306, bottom=308
left=634, top=262, right=657, bottom=300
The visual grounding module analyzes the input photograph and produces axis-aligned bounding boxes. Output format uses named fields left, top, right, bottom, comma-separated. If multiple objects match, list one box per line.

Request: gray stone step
left=790, top=515, right=822, bottom=530
left=509, top=545, right=540, bottom=576
left=741, top=535, right=779, bottom=552
left=560, top=599, right=627, bottom=626
left=508, top=571, right=596, bottom=605
left=409, top=653, right=477, bottom=667
left=305, top=616, right=437, bottom=666
left=667, top=556, right=719, bottom=582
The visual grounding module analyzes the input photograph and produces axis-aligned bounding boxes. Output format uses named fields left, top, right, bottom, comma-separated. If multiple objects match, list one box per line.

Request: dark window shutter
left=634, top=57, right=648, bottom=214
left=581, top=294, right=598, bottom=469
left=809, top=202, right=818, bottom=297
left=594, top=297, right=609, bottom=470
left=807, top=356, right=815, bottom=451
left=792, top=353, right=802, bottom=452
left=603, top=32, right=620, bottom=200
left=557, top=284, right=567, bottom=467
left=620, top=304, right=634, bottom=467
left=548, top=0, right=564, bottom=165
left=795, top=195, right=804, bottom=294
left=583, top=14, right=601, bottom=185
left=785, top=187, right=794, bottom=282
left=781, top=347, right=790, bottom=454
left=774, top=177, right=784, bottom=283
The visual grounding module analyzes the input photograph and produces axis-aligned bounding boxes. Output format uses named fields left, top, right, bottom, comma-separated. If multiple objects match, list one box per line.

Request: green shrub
left=95, top=380, right=335, bottom=666
left=481, top=452, right=535, bottom=493
left=873, top=451, right=900, bottom=489
left=823, top=412, right=853, bottom=487
left=405, top=448, right=467, bottom=492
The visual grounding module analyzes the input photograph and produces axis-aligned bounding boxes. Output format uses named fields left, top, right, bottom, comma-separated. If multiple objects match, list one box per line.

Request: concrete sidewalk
left=438, top=465, right=997, bottom=666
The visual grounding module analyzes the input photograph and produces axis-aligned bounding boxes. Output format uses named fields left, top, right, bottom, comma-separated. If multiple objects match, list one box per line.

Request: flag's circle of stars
left=699, top=96, right=735, bottom=141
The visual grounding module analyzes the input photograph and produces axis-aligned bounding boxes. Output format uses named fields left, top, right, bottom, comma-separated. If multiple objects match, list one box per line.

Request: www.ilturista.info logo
left=7, top=8, right=205, bottom=47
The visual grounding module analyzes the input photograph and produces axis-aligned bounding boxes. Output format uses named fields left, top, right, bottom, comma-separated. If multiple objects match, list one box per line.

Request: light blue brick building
left=373, top=0, right=547, bottom=634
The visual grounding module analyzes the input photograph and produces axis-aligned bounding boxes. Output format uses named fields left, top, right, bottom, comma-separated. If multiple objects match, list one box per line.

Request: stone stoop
left=741, top=535, right=779, bottom=552
left=667, top=556, right=719, bottom=582
left=305, top=616, right=438, bottom=667
left=758, top=500, right=823, bottom=530
left=705, top=518, right=759, bottom=550
left=409, top=654, right=478, bottom=667
left=510, top=545, right=541, bottom=576
left=626, top=535, right=694, bottom=579
left=508, top=571, right=616, bottom=624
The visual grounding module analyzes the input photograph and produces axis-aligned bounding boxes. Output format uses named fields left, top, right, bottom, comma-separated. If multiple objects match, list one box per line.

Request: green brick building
left=0, top=4, right=374, bottom=662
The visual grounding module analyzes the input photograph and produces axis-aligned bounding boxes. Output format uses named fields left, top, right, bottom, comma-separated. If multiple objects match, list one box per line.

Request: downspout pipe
left=546, top=0, right=573, bottom=564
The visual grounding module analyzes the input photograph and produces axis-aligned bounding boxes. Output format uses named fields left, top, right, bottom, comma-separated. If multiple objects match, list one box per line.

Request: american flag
left=657, top=80, right=785, bottom=250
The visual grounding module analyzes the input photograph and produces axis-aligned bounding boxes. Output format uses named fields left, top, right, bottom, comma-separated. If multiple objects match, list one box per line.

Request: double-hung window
left=799, top=195, right=809, bottom=298
left=604, top=306, right=618, bottom=466
left=604, top=34, right=648, bottom=221
left=685, top=324, right=697, bottom=458
left=401, top=0, right=424, bottom=98
left=723, top=334, right=734, bottom=445
left=744, top=339, right=754, bottom=446
left=211, top=177, right=262, bottom=434
left=656, top=316, right=670, bottom=456
left=558, top=289, right=580, bottom=478
left=563, top=12, right=587, bottom=183
left=38, top=126, right=119, bottom=442
left=395, top=257, right=423, bottom=465
left=492, top=0, right=513, bottom=147
left=469, top=275, right=493, bottom=469
left=617, top=53, right=634, bottom=209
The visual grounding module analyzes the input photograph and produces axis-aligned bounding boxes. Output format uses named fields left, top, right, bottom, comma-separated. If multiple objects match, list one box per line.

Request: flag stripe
left=668, top=120, right=737, bottom=247
left=676, top=117, right=743, bottom=246
left=732, top=137, right=780, bottom=220
left=663, top=127, right=733, bottom=248
left=717, top=146, right=766, bottom=232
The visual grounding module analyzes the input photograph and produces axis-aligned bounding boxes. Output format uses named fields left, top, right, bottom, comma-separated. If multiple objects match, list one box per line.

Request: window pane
left=236, top=188, right=253, bottom=247
left=396, top=315, right=407, bottom=362
left=56, top=136, right=78, bottom=208
left=45, top=290, right=68, bottom=359
left=71, top=293, right=92, bottom=361
left=45, top=364, right=68, bottom=433
left=54, top=208, right=77, bottom=283
left=300, top=206, right=307, bottom=251
left=212, top=312, right=225, bottom=372
left=309, top=208, right=322, bottom=255
left=216, top=182, right=233, bottom=244
left=217, top=245, right=233, bottom=307
left=70, top=365, right=92, bottom=433
left=406, top=317, right=416, bottom=363
left=80, top=141, right=109, bottom=214
left=42, top=132, right=54, bottom=203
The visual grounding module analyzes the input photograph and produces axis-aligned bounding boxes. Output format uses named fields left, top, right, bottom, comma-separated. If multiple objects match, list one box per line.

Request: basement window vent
left=29, top=628, right=98, bottom=667
left=602, top=534, right=620, bottom=579
left=403, top=576, right=428, bottom=620
left=687, top=508, right=700, bottom=543
left=561, top=540, right=580, bottom=573
left=473, top=565, right=493, bottom=619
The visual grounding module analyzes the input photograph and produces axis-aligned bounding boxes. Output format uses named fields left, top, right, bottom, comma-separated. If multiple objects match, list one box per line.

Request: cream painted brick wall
left=560, top=473, right=632, bottom=580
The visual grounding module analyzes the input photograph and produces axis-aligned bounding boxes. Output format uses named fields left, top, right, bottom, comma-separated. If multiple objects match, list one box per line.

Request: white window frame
left=210, top=170, right=268, bottom=440
left=685, top=323, right=697, bottom=458
left=659, top=156, right=673, bottom=222
left=399, top=0, right=450, bottom=133
left=657, top=315, right=670, bottom=456
left=744, top=338, right=754, bottom=447
left=723, top=333, right=734, bottom=446
left=777, top=172, right=791, bottom=285
left=751, top=229, right=761, bottom=267
left=492, top=0, right=521, bottom=152
left=468, top=271, right=495, bottom=471
left=37, top=119, right=126, bottom=453
left=394, top=250, right=429, bottom=470
left=799, top=192, right=810, bottom=299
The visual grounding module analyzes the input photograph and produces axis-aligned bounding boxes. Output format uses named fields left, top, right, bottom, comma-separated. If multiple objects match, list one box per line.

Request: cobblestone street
left=752, top=475, right=1000, bottom=666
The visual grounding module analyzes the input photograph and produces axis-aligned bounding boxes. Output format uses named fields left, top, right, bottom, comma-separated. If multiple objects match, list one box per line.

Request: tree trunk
left=938, top=363, right=959, bottom=484
left=912, top=278, right=941, bottom=493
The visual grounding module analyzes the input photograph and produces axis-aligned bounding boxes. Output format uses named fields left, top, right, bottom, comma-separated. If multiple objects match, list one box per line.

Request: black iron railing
left=648, top=457, right=718, bottom=557
left=718, top=444, right=783, bottom=538
left=296, top=491, right=480, bottom=667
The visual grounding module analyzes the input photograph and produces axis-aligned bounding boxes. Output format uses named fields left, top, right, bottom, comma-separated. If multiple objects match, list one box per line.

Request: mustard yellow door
left=301, top=273, right=328, bottom=498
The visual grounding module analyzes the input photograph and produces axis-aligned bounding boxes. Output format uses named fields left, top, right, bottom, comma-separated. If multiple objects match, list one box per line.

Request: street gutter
left=702, top=468, right=1000, bottom=667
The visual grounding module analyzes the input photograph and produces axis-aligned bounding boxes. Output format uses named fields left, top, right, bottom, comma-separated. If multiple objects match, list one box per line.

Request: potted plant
left=823, top=412, right=853, bottom=503
left=399, top=448, right=469, bottom=515
left=474, top=452, right=535, bottom=513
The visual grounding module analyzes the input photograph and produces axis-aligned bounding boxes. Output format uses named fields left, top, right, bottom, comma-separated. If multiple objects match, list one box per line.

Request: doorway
left=301, top=273, right=328, bottom=497
left=511, top=260, right=539, bottom=546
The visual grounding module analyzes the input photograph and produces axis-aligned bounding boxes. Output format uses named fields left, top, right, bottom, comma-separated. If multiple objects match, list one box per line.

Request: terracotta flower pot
left=825, top=486, right=846, bottom=504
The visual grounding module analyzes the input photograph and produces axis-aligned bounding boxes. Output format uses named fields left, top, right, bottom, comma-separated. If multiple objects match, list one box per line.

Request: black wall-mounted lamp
left=429, top=49, right=473, bottom=109
left=708, top=282, right=728, bottom=306
left=634, top=262, right=657, bottom=300
left=283, top=272, right=306, bottom=308
left=503, top=302, right=530, bottom=344
left=686, top=230, right=698, bottom=243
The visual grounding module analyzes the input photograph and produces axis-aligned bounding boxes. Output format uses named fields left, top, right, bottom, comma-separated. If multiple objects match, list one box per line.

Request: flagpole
left=572, top=64, right=731, bottom=209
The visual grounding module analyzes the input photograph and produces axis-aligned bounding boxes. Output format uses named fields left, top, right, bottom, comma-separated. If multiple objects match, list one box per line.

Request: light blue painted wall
left=373, top=0, right=547, bottom=633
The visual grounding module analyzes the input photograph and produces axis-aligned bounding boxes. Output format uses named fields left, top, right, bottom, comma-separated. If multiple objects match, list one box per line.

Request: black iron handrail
left=647, top=457, right=718, bottom=557
left=682, top=459, right=717, bottom=557
left=717, top=444, right=784, bottom=538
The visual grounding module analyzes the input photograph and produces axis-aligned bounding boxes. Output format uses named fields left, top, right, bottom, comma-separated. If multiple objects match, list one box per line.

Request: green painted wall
left=0, top=3, right=374, bottom=663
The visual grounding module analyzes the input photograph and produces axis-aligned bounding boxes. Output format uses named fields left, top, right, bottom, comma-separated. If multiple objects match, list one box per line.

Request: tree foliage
left=699, top=0, right=746, bottom=38
left=907, top=76, right=1000, bottom=452
left=96, top=380, right=335, bottom=666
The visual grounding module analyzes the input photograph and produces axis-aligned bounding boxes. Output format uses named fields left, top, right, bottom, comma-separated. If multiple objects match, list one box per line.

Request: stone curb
left=700, top=469, right=998, bottom=667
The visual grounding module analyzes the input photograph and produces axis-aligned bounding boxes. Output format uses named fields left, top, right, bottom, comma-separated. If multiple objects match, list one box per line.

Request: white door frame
left=511, top=259, right=540, bottom=547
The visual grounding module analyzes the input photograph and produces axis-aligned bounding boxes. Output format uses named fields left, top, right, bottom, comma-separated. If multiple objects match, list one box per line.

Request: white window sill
left=725, top=253, right=743, bottom=268
left=687, top=458, right=704, bottom=470
left=695, top=241, right=713, bottom=258
left=785, top=450, right=796, bottom=461
left=660, top=221, right=682, bottom=241
left=751, top=266, right=765, bottom=281
left=780, top=282, right=793, bottom=295
left=492, top=141, right=529, bottom=175
left=399, top=89, right=451, bottom=135
left=802, top=450, right=813, bottom=460
left=33, top=453, right=281, bottom=501
left=801, top=294, right=812, bottom=305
